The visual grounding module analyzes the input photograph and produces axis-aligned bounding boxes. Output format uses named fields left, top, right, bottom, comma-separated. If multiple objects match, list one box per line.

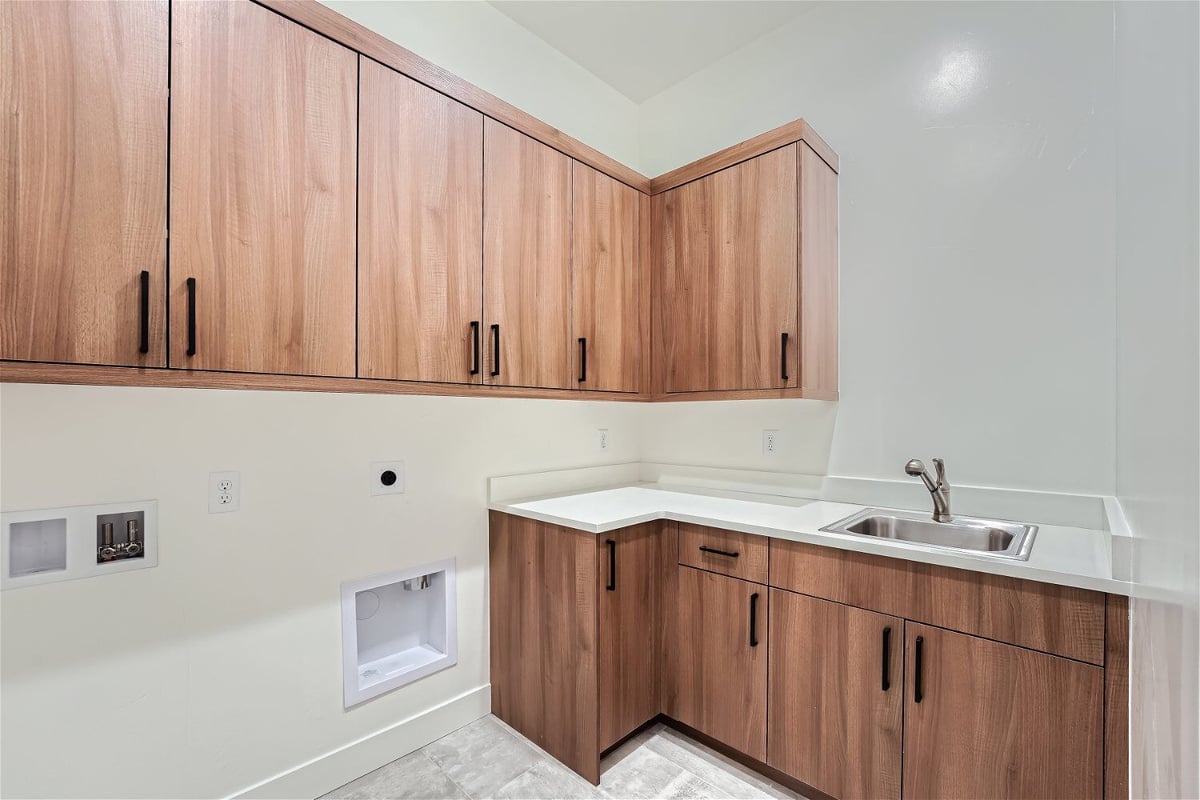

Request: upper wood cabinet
left=768, top=590, right=903, bottom=800
left=657, top=145, right=798, bottom=393
left=670, top=566, right=767, bottom=761
left=483, top=120, right=572, bottom=389
left=571, top=163, right=639, bottom=392
left=358, top=57, right=484, bottom=384
left=799, top=142, right=839, bottom=397
left=170, top=0, right=357, bottom=377
left=903, top=623, right=1104, bottom=800
left=1, top=0, right=167, bottom=367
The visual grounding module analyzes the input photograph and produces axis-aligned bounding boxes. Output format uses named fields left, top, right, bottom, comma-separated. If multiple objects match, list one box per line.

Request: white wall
left=319, top=0, right=641, bottom=171
left=0, top=385, right=639, bottom=798
left=1114, top=2, right=1200, bottom=797
left=637, top=1, right=1118, bottom=495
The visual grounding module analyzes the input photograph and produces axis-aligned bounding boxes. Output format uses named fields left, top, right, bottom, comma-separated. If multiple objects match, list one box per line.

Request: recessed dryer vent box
left=341, top=558, right=457, bottom=707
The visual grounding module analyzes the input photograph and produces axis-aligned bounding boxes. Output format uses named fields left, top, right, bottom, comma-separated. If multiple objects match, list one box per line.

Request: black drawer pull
left=578, top=337, right=587, bottom=383
left=490, top=324, right=500, bottom=377
left=881, top=626, right=892, bottom=691
left=749, top=592, right=760, bottom=647
left=606, top=539, right=615, bottom=591
left=698, top=545, right=739, bottom=559
left=186, top=277, right=197, bottom=357
left=139, top=270, right=150, bottom=354
left=469, top=321, right=480, bottom=375
left=781, top=331, right=789, bottom=381
left=914, top=635, right=924, bottom=703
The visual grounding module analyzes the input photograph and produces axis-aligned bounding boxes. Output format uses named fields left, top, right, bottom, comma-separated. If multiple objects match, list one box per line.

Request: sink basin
left=819, top=508, right=1038, bottom=561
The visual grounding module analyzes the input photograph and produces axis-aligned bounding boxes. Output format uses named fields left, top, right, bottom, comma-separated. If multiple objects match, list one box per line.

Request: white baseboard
left=231, top=685, right=491, bottom=800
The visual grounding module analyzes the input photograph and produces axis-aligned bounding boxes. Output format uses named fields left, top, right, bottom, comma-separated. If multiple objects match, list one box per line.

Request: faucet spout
left=904, top=458, right=952, bottom=522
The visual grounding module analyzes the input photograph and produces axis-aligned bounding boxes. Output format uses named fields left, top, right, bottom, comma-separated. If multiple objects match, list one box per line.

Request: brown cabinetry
left=357, top=58, right=483, bottom=384
left=483, top=121, right=572, bottom=389
left=903, top=623, right=1104, bottom=800
left=1, top=0, right=167, bottom=367
left=670, top=565, right=767, bottom=761
left=572, top=163, right=640, bottom=392
left=768, top=590, right=902, bottom=800
left=170, top=0, right=357, bottom=377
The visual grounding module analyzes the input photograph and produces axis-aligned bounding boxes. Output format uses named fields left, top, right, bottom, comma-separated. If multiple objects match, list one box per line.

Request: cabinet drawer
left=769, top=539, right=1105, bottom=664
left=678, top=523, right=768, bottom=584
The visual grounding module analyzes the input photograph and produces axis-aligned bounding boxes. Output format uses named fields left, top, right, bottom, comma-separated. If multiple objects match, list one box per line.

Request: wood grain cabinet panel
left=483, top=120, right=571, bottom=389
left=904, top=623, right=1103, bottom=800
left=358, top=57, right=483, bottom=383
left=799, top=143, right=839, bottom=397
left=170, top=0, right=357, bottom=377
left=1, top=0, right=167, bottom=367
left=670, top=566, right=767, bottom=761
left=658, top=145, right=797, bottom=393
left=572, top=162, right=640, bottom=392
left=767, top=590, right=902, bottom=800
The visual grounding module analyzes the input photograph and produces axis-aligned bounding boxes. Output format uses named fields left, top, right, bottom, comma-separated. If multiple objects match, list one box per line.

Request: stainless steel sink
left=819, top=508, right=1038, bottom=561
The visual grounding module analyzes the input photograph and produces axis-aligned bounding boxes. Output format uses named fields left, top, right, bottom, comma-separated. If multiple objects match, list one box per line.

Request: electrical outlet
left=598, top=429, right=609, bottom=451
left=762, top=430, right=781, bottom=456
left=208, top=470, right=241, bottom=513
left=371, top=461, right=405, bottom=495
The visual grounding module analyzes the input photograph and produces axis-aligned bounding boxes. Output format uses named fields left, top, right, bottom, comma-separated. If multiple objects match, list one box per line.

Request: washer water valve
left=96, top=512, right=145, bottom=563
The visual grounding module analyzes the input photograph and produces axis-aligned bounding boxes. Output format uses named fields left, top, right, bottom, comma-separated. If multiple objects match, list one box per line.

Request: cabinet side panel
left=1105, top=594, right=1129, bottom=800
left=799, top=142, right=839, bottom=397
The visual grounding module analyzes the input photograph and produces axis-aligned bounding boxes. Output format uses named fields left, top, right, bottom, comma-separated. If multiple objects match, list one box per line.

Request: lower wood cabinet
left=670, top=566, right=767, bottom=761
left=767, top=590, right=902, bottom=800
left=903, top=623, right=1104, bottom=800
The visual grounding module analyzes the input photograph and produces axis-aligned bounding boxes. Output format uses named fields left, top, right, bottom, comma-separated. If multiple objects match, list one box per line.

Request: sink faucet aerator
left=905, top=458, right=952, bottom=523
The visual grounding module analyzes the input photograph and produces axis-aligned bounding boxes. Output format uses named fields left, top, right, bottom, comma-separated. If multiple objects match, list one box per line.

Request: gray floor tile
left=598, top=747, right=721, bottom=800
left=321, top=750, right=468, bottom=800
left=493, top=758, right=606, bottom=800
left=422, top=717, right=542, bottom=798
left=644, top=728, right=802, bottom=799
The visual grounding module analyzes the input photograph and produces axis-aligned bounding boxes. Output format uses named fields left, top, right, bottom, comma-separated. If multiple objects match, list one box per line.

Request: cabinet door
left=598, top=523, right=667, bottom=750
left=358, top=58, right=483, bottom=383
left=768, top=590, right=902, bottom=800
left=671, top=566, right=767, bottom=760
left=658, top=145, right=797, bottom=393
left=483, top=120, right=571, bottom=389
left=904, top=624, right=1103, bottom=799
left=572, top=163, right=639, bottom=392
left=1, top=0, right=167, bottom=366
left=170, top=0, right=356, bottom=377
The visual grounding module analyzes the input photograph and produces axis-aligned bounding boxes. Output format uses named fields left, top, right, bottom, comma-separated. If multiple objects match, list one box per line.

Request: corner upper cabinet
left=483, top=120, right=572, bottom=389
left=358, top=57, right=484, bottom=384
left=1, top=0, right=167, bottom=367
left=170, top=0, right=357, bottom=377
left=572, top=163, right=640, bottom=392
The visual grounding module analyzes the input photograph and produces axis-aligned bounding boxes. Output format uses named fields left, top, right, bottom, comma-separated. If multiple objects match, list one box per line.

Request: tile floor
left=321, top=715, right=805, bottom=800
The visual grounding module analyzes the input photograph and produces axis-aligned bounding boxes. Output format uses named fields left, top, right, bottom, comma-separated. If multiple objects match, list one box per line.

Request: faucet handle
left=932, top=458, right=947, bottom=486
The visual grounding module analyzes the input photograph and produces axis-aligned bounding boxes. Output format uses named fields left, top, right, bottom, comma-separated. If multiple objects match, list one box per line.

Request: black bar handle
left=914, top=635, right=924, bottom=703
left=489, top=324, right=500, bottom=377
left=138, top=270, right=150, bottom=354
left=781, top=332, right=789, bottom=381
left=606, top=539, right=616, bottom=591
left=578, top=337, right=587, bottom=383
left=699, top=545, right=740, bottom=559
left=749, top=592, right=760, bottom=647
left=186, top=277, right=197, bottom=357
left=881, top=626, right=892, bottom=691
left=469, top=321, right=480, bottom=375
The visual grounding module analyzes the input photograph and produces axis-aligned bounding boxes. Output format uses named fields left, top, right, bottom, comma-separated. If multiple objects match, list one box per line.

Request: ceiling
left=488, top=1, right=815, bottom=103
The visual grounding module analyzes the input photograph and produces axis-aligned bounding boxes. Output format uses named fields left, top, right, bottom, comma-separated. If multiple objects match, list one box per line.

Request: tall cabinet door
left=170, top=0, right=357, bottom=377
left=358, top=58, right=483, bottom=383
left=767, top=590, right=903, bottom=800
left=904, top=624, right=1104, bottom=800
left=572, top=163, right=639, bottom=392
left=670, top=566, right=767, bottom=761
left=1, top=0, right=167, bottom=366
left=658, top=145, right=797, bottom=393
left=483, top=120, right=571, bottom=389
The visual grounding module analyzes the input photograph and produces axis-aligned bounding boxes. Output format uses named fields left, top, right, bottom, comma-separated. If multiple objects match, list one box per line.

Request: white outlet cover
left=209, top=471, right=241, bottom=513
left=762, top=430, right=781, bottom=456
left=371, top=461, right=406, bottom=495
left=598, top=429, right=609, bottom=450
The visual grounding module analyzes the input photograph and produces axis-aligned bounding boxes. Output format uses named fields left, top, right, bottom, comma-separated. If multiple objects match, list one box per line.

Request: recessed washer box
left=341, top=558, right=457, bottom=707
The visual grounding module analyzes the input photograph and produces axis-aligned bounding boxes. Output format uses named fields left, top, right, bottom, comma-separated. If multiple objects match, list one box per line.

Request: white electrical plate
left=371, top=461, right=406, bottom=495
left=208, top=470, right=241, bottom=513
left=1, top=500, right=159, bottom=591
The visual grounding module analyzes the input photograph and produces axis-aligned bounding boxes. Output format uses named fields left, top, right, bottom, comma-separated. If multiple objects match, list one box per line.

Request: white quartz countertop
left=490, top=483, right=1129, bottom=595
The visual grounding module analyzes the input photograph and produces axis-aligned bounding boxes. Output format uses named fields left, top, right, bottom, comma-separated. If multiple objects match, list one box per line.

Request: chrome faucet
left=905, top=458, right=951, bottom=522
